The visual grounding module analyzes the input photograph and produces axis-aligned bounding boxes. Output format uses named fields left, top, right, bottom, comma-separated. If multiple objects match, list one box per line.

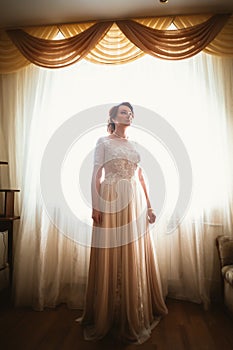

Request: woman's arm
left=138, top=166, right=156, bottom=224
left=91, top=164, right=103, bottom=224
left=92, top=137, right=105, bottom=224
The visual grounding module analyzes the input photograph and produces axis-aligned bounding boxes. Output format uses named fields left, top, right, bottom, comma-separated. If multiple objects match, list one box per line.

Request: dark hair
left=107, top=102, right=134, bottom=134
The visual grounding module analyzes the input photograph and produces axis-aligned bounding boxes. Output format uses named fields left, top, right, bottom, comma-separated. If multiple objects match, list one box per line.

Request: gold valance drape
left=117, top=14, right=229, bottom=60
left=0, top=13, right=232, bottom=73
left=6, top=22, right=113, bottom=69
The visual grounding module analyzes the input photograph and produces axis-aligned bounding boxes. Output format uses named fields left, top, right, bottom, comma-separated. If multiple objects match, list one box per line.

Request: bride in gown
left=77, top=102, right=168, bottom=344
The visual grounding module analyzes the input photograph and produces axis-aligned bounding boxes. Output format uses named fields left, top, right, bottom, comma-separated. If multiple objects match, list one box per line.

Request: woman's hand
left=148, top=208, right=156, bottom=224
left=92, top=208, right=102, bottom=225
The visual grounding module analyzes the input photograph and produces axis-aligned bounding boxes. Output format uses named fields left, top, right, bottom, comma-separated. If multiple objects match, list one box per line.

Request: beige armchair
left=216, top=235, right=233, bottom=316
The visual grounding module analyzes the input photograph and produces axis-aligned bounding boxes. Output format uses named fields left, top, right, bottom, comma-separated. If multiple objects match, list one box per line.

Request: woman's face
left=114, top=105, right=134, bottom=126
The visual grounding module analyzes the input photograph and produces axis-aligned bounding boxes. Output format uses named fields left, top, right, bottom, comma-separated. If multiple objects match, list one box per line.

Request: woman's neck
left=113, top=127, right=127, bottom=139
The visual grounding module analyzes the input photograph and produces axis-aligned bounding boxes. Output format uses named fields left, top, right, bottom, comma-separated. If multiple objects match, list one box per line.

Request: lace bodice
left=94, top=136, right=141, bottom=183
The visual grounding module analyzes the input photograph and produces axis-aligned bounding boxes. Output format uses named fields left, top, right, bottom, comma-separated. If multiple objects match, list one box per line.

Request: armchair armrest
left=216, top=235, right=233, bottom=268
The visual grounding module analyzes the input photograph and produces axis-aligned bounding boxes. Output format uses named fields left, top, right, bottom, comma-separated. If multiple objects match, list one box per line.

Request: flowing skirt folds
left=78, top=177, right=168, bottom=344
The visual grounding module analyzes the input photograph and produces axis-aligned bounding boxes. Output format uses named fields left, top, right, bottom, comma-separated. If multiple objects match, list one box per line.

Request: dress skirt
left=78, top=175, right=168, bottom=344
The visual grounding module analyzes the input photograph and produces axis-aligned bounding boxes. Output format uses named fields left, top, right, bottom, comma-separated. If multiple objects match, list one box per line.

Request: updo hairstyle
left=107, top=102, right=134, bottom=134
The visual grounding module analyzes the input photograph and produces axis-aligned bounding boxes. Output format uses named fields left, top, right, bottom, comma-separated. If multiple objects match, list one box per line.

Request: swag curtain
left=0, top=13, right=233, bottom=73
left=1, top=52, right=233, bottom=310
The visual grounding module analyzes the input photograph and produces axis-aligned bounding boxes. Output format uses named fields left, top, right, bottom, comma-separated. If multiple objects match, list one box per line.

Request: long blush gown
left=77, top=136, right=168, bottom=344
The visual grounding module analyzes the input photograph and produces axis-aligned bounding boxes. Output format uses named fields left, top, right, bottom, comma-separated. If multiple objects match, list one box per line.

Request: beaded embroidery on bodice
left=94, top=136, right=141, bottom=183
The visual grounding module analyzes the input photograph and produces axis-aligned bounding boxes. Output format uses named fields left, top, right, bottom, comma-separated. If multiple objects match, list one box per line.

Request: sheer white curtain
left=0, top=53, right=232, bottom=310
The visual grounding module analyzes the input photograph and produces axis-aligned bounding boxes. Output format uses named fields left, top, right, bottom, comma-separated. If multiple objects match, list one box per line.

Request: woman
left=77, top=102, right=168, bottom=344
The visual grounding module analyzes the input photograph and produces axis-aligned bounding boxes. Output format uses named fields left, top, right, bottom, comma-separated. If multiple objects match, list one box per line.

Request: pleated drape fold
left=116, top=14, right=230, bottom=60
left=0, top=13, right=232, bottom=73
left=6, top=22, right=113, bottom=68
